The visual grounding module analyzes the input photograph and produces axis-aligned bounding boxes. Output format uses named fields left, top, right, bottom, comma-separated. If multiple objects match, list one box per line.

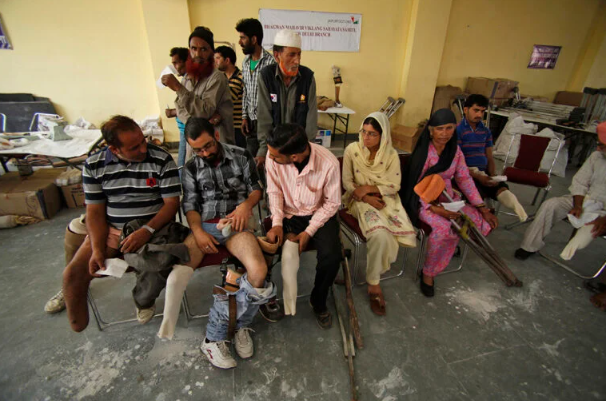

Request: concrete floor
left=1, top=147, right=606, bottom=401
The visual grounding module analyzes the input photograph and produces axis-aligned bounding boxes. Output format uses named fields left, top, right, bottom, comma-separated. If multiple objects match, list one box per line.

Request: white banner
left=259, top=9, right=362, bottom=52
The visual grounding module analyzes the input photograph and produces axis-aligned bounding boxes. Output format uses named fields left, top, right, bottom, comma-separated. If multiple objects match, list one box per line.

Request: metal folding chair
left=500, top=133, right=563, bottom=230
left=337, top=154, right=426, bottom=285
left=538, top=225, right=606, bottom=280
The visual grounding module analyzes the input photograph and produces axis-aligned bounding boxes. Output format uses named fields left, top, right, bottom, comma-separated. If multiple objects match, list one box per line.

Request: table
left=0, top=129, right=104, bottom=172
left=488, top=108, right=597, bottom=164
left=318, top=106, right=356, bottom=149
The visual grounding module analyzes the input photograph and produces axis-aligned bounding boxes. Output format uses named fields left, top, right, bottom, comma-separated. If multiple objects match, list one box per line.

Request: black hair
left=273, top=45, right=285, bottom=54
left=267, top=124, right=309, bottom=155
left=101, top=115, right=140, bottom=147
left=169, top=47, right=189, bottom=63
left=184, top=117, right=215, bottom=141
left=464, top=94, right=489, bottom=109
left=189, top=26, right=214, bottom=51
left=215, top=46, right=236, bottom=65
left=235, top=18, right=264, bottom=45
left=362, top=117, right=382, bottom=135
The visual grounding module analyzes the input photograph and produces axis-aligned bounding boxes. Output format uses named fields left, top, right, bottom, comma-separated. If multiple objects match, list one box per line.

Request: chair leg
left=539, top=251, right=606, bottom=280
left=437, top=243, right=468, bottom=276
left=87, top=290, right=107, bottom=331
left=531, top=188, right=541, bottom=206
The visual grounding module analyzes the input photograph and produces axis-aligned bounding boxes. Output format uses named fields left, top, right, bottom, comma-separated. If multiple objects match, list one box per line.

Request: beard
left=279, top=60, right=298, bottom=77
left=241, top=43, right=255, bottom=55
left=186, top=57, right=214, bottom=80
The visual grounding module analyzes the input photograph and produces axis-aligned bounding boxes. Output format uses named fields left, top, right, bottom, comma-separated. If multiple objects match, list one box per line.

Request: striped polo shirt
left=229, top=67, right=244, bottom=130
left=456, top=117, right=493, bottom=171
left=82, top=144, right=181, bottom=228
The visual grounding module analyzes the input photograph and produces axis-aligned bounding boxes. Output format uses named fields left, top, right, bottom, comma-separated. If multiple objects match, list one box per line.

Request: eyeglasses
left=359, top=129, right=380, bottom=138
left=192, top=139, right=216, bottom=154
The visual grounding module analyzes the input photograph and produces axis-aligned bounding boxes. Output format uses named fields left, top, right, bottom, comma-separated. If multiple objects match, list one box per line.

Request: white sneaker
left=234, top=328, right=254, bottom=359
left=136, top=304, right=156, bottom=324
left=201, top=339, right=237, bottom=369
left=44, top=290, right=66, bottom=314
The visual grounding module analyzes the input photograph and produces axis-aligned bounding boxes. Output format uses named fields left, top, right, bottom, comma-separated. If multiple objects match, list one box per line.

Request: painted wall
left=188, top=0, right=411, bottom=131
left=437, top=0, right=604, bottom=101
left=0, top=0, right=160, bottom=129
left=585, top=35, right=606, bottom=89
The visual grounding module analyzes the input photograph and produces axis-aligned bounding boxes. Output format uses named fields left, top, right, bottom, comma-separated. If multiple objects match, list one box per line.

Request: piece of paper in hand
left=156, top=65, right=179, bottom=89
left=97, top=258, right=129, bottom=278
left=491, top=175, right=508, bottom=182
left=441, top=201, right=466, bottom=213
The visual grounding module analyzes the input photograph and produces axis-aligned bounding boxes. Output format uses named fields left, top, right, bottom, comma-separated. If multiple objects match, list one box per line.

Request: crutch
left=379, top=97, right=396, bottom=115
left=385, top=98, right=406, bottom=118
left=332, top=239, right=363, bottom=401
left=414, top=175, right=523, bottom=287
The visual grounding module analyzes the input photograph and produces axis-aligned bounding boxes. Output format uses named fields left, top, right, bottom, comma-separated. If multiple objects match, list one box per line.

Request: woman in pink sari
left=401, top=109, right=498, bottom=297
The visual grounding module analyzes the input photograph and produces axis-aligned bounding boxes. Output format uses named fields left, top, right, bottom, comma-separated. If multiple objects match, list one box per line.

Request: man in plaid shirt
left=182, top=117, right=275, bottom=370
left=235, top=18, right=276, bottom=163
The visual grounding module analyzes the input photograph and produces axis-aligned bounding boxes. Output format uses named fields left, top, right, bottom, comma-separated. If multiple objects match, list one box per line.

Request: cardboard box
left=0, top=168, right=65, bottom=220
left=466, top=77, right=518, bottom=103
left=61, top=184, right=85, bottom=208
left=315, top=129, right=332, bottom=148
left=391, top=125, right=422, bottom=153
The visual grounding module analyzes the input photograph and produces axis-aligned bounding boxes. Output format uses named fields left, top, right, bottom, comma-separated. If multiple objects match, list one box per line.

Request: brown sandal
left=369, top=293, right=386, bottom=316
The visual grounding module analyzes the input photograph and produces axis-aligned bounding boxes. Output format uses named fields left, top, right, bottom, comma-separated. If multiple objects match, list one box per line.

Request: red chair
left=338, top=153, right=427, bottom=285
left=500, top=133, right=563, bottom=230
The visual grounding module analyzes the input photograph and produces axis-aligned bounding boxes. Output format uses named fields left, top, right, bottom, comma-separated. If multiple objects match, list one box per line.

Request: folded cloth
left=567, top=199, right=604, bottom=229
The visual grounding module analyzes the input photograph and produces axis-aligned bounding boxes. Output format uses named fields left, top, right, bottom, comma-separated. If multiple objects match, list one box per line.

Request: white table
left=318, top=106, right=356, bottom=149
left=0, top=129, right=103, bottom=172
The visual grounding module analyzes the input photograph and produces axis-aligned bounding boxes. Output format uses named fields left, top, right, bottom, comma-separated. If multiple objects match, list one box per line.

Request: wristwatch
left=142, top=225, right=155, bottom=235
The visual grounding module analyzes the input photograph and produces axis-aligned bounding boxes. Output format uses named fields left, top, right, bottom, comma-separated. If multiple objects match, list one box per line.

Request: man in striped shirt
left=215, top=46, right=245, bottom=149
left=457, top=94, right=527, bottom=221
left=236, top=18, right=276, bottom=160
left=265, top=124, right=342, bottom=329
left=62, top=115, right=197, bottom=332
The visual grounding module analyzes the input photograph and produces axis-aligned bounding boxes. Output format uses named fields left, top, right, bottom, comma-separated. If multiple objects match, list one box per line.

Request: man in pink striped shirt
left=265, top=124, right=342, bottom=329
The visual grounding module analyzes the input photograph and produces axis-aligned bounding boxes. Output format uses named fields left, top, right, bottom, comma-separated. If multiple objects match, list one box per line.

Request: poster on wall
left=259, top=9, right=362, bottom=52
left=0, top=15, right=12, bottom=50
left=527, top=45, right=561, bottom=69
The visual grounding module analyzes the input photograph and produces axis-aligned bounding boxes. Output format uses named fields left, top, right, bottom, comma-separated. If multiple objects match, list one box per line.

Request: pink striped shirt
left=266, top=143, right=341, bottom=236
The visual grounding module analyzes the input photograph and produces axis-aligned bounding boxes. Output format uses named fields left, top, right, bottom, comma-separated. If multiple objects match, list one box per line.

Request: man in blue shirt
left=457, top=94, right=527, bottom=222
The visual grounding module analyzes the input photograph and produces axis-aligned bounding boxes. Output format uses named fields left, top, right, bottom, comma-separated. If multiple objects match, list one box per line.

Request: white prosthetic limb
left=497, top=190, right=528, bottom=222
left=560, top=225, right=595, bottom=261
left=281, top=240, right=300, bottom=316
left=157, top=264, right=194, bottom=340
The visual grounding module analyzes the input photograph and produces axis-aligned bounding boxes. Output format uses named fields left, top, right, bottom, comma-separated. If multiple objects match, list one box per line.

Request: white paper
left=97, top=258, right=129, bottom=278
left=0, top=129, right=102, bottom=158
left=441, top=201, right=466, bottom=213
left=567, top=199, right=604, bottom=229
left=490, top=175, right=508, bottom=182
left=156, top=65, right=178, bottom=89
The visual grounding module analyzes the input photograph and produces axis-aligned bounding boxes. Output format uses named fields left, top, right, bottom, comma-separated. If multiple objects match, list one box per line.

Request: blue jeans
left=177, top=117, right=186, bottom=168
left=206, top=273, right=276, bottom=342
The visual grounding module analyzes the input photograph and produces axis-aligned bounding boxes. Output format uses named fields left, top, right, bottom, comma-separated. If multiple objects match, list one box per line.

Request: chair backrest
left=513, top=134, right=551, bottom=172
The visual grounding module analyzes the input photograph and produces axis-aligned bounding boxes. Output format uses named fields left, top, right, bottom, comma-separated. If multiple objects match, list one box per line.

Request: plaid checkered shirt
left=241, top=49, right=275, bottom=121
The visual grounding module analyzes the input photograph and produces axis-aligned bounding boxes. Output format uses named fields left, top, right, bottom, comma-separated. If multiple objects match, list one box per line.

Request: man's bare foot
left=590, top=292, right=606, bottom=311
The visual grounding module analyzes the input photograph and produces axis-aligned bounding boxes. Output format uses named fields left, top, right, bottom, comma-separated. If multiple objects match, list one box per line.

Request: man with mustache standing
left=256, top=29, right=317, bottom=168
left=162, top=26, right=235, bottom=148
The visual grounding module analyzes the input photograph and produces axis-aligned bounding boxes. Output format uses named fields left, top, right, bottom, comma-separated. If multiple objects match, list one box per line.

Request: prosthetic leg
left=157, top=264, right=194, bottom=339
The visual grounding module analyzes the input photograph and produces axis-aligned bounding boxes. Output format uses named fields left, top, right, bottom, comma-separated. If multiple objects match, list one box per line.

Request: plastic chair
left=501, top=133, right=563, bottom=230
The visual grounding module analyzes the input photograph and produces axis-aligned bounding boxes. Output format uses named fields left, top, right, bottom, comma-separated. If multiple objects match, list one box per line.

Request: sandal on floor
left=369, top=293, right=386, bottom=316
left=583, top=280, right=606, bottom=294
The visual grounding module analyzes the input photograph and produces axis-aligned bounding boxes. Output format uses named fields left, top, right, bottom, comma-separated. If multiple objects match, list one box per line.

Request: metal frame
left=339, top=219, right=424, bottom=286
left=501, top=132, right=563, bottom=230
left=28, top=113, right=62, bottom=131
left=538, top=226, right=606, bottom=280
left=414, top=236, right=469, bottom=281
left=0, top=113, right=6, bottom=132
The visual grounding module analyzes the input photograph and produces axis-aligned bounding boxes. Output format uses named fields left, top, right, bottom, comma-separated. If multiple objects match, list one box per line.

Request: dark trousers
left=283, top=215, right=342, bottom=313
left=234, top=127, right=246, bottom=149
left=473, top=177, right=509, bottom=200
left=246, top=120, right=260, bottom=158
left=132, top=268, right=172, bottom=309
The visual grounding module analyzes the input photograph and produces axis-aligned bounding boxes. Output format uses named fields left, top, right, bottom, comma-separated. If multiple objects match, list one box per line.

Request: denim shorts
left=201, top=222, right=236, bottom=245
